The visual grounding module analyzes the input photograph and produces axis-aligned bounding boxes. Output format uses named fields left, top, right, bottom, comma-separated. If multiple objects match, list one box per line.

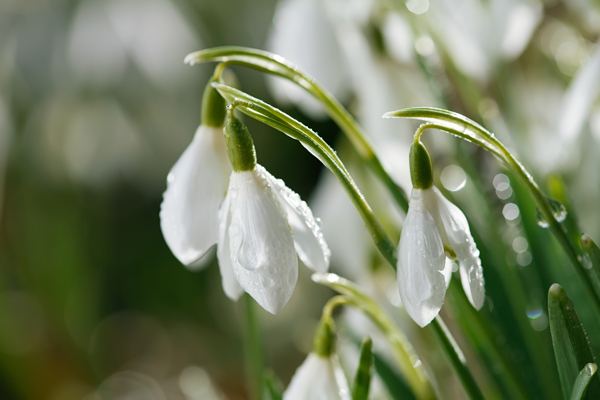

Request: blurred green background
left=0, top=1, right=333, bottom=399
left=1, top=0, right=600, bottom=399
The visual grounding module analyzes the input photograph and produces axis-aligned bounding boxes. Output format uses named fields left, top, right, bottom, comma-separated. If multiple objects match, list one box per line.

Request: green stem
left=429, top=317, right=485, bottom=400
left=241, top=294, right=264, bottom=400
left=214, top=88, right=397, bottom=268
left=216, top=85, right=481, bottom=400
left=186, top=48, right=410, bottom=212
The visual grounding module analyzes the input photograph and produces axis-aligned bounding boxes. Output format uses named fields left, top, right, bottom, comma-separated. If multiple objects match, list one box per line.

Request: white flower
left=398, top=185, right=485, bottom=327
left=218, top=164, right=330, bottom=314
left=283, top=353, right=351, bottom=400
left=160, top=124, right=231, bottom=268
left=161, top=116, right=330, bottom=314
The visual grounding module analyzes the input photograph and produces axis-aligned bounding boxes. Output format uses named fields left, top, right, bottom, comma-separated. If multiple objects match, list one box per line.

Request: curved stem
left=322, top=295, right=352, bottom=321
left=219, top=85, right=482, bottom=400
left=219, top=88, right=397, bottom=267
left=196, top=49, right=410, bottom=213
left=414, top=121, right=600, bottom=314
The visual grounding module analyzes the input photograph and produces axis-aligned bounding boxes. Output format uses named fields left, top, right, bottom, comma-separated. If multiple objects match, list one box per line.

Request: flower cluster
left=160, top=85, right=330, bottom=314
left=160, top=80, right=485, bottom=327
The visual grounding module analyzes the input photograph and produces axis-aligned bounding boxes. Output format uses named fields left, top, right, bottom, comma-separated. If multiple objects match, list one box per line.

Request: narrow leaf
left=373, top=352, right=417, bottom=400
left=548, top=284, right=600, bottom=399
left=353, top=337, right=373, bottom=400
left=383, top=108, right=504, bottom=159
left=570, top=364, right=598, bottom=400
left=582, top=234, right=600, bottom=301
left=263, top=370, right=283, bottom=400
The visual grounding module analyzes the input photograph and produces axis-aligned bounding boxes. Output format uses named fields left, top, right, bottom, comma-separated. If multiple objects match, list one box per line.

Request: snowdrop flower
left=284, top=320, right=351, bottom=400
left=161, top=84, right=330, bottom=313
left=218, top=114, right=330, bottom=313
left=160, top=80, right=230, bottom=268
left=397, top=140, right=485, bottom=327
left=283, top=353, right=351, bottom=400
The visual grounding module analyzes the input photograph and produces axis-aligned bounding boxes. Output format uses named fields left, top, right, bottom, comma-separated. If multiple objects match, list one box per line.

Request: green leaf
left=570, top=364, right=598, bottom=400
left=262, top=370, right=283, bottom=400
left=353, top=337, right=373, bottom=400
left=548, top=284, right=600, bottom=399
left=372, top=352, right=417, bottom=400
left=582, top=234, right=600, bottom=302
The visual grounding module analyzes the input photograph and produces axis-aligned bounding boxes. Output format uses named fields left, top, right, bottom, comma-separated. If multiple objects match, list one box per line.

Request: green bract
left=409, top=141, right=433, bottom=190
left=224, top=113, right=256, bottom=172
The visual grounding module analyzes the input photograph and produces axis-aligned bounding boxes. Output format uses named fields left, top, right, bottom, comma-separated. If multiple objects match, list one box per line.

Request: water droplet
left=536, top=198, right=567, bottom=228
left=526, top=308, right=542, bottom=319
left=582, top=253, right=594, bottom=270
left=584, top=363, right=598, bottom=376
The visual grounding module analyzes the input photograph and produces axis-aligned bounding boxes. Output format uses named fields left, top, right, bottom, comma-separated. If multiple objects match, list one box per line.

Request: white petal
left=217, top=193, right=243, bottom=300
left=459, top=256, right=485, bottom=310
left=397, top=189, right=447, bottom=327
left=160, top=125, right=230, bottom=267
left=432, top=186, right=485, bottom=309
left=257, top=165, right=330, bottom=272
left=227, top=169, right=298, bottom=314
left=283, top=353, right=351, bottom=400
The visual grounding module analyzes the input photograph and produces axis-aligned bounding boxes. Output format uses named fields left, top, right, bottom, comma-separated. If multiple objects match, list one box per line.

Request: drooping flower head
left=160, top=81, right=330, bottom=314
left=218, top=112, right=330, bottom=313
left=283, top=319, right=351, bottom=400
left=160, top=78, right=230, bottom=268
left=397, top=140, right=485, bottom=327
